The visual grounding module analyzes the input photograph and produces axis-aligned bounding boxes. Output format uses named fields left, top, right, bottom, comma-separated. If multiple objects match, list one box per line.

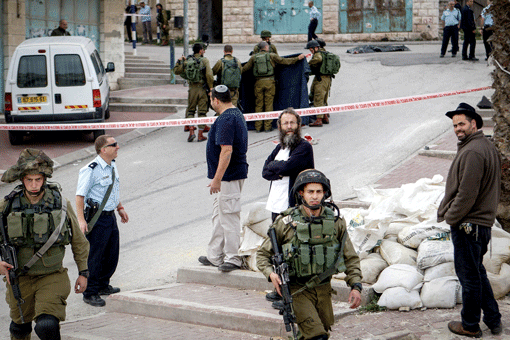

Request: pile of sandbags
left=344, top=175, right=510, bottom=309
left=239, top=202, right=272, bottom=271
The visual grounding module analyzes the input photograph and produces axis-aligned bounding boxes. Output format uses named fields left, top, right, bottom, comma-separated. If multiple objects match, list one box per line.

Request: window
left=90, top=52, right=103, bottom=83
left=94, top=50, right=105, bottom=74
left=17, top=56, right=48, bottom=88
left=54, top=54, right=86, bottom=87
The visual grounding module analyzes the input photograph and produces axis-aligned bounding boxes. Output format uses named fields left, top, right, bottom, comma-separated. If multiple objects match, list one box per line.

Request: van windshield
left=17, top=55, right=48, bottom=88
left=54, top=54, right=86, bottom=87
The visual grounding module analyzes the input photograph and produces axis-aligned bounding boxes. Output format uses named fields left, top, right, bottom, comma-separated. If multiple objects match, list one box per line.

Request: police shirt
left=309, top=5, right=321, bottom=20
left=76, top=155, right=120, bottom=211
left=481, top=5, right=493, bottom=27
left=206, top=107, right=248, bottom=181
left=441, top=8, right=461, bottom=27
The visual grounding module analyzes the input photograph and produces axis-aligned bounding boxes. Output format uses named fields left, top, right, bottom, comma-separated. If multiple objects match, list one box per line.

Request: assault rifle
left=268, top=227, right=298, bottom=340
left=0, top=198, right=25, bottom=323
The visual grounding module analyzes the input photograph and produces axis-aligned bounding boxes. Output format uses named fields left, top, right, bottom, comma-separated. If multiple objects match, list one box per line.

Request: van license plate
left=19, top=96, right=47, bottom=104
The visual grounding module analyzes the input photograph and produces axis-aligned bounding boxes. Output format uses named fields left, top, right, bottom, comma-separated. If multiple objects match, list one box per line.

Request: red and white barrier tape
left=0, top=86, right=491, bottom=131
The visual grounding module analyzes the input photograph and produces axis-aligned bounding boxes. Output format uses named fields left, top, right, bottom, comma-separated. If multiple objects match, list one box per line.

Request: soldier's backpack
left=183, top=56, right=203, bottom=83
left=221, top=57, right=241, bottom=88
left=319, top=51, right=341, bottom=75
left=253, top=53, right=274, bottom=77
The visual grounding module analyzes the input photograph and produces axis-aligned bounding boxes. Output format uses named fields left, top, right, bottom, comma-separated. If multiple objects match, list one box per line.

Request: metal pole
left=0, top=0, right=4, bottom=112
left=170, top=39, right=176, bottom=84
left=156, top=6, right=161, bottom=44
left=131, top=1, right=137, bottom=56
left=183, top=0, right=189, bottom=57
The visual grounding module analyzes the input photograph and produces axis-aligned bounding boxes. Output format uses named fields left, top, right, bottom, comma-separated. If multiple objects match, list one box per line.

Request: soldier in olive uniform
left=173, top=43, right=214, bottom=142
left=307, top=40, right=332, bottom=127
left=253, top=30, right=278, bottom=55
left=0, top=149, right=89, bottom=340
left=156, top=3, right=169, bottom=46
left=257, top=170, right=362, bottom=340
left=242, top=42, right=305, bottom=132
left=212, top=45, right=243, bottom=108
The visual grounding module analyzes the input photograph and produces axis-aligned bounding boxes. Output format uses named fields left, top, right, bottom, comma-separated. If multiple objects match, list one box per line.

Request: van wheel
left=8, top=131, right=23, bottom=145
left=92, top=129, right=105, bottom=141
left=105, top=108, right=110, bottom=120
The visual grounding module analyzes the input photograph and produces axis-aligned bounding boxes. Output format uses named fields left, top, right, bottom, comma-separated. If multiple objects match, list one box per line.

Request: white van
left=3, top=36, right=115, bottom=145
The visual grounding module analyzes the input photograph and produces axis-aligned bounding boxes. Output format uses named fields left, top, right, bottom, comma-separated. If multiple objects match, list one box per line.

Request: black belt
left=101, top=210, right=115, bottom=216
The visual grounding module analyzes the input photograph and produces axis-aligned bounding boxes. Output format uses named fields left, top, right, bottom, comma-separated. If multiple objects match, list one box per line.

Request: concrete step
left=124, top=73, right=172, bottom=80
left=483, top=116, right=494, bottom=127
left=125, top=61, right=166, bottom=67
left=124, top=55, right=150, bottom=61
left=109, top=102, right=186, bottom=113
left=125, top=66, right=171, bottom=73
left=176, top=266, right=375, bottom=305
left=118, top=78, right=185, bottom=90
left=478, top=108, right=495, bottom=117
left=106, top=282, right=356, bottom=337
left=110, top=97, right=187, bottom=105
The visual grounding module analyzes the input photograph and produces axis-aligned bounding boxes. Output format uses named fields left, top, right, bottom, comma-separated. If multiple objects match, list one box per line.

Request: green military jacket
left=173, top=53, right=214, bottom=88
left=0, top=188, right=89, bottom=276
left=256, top=205, right=362, bottom=288
left=253, top=43, right=278, bottom=56
left=242, top=51, right=301, bottom=77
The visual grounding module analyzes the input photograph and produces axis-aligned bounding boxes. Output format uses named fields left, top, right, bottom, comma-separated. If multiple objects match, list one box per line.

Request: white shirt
left=266, top=148, right=291, bottom=213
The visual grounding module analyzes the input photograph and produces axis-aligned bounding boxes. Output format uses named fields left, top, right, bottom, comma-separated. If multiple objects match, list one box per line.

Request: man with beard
left=262, top=108, right=314, bottom=222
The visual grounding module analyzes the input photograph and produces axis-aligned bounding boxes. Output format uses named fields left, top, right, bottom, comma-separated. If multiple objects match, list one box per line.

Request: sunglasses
left=103, top=142, right=118, bottom=148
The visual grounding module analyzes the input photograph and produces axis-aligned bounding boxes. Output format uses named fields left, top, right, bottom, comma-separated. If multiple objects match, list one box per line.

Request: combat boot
left=197, top=129, right=207, bottom=142
left=184, top=125, right=190, bottom=132
left=323, top=114, right=330, bottom=124
left=202, top=125, right=210, bottom=133
left=309, top=118, right=323, bottom=127
left=188, top=126, right=196, bottom=142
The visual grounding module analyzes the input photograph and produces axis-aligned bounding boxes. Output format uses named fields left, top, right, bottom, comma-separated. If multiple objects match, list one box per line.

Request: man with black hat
left=257, top=169, right=362, bottom=340
left=438, top=103, right=502, bottom=338
left=0, top=149, right=89, bottom=340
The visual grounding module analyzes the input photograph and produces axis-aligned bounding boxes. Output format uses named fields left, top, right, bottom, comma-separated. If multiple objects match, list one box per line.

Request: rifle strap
left=22, top=200, right=68, bottom=274
left=87, top=167, right=115, bottom=231
left=292, top=230, right=348, bottom=297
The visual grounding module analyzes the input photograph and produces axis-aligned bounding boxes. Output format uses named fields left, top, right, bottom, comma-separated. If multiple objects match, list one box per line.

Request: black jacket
left=461, top=5, right=476, bottom=31
left=262, top=138, right=314, bottom=207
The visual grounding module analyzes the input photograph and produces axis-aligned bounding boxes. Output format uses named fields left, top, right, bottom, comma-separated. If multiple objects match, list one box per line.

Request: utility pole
left=183, top=0, right=189, bottom=57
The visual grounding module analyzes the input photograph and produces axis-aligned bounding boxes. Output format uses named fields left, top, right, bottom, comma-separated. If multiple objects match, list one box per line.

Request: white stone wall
left=165, top=0, right=440, bottom=43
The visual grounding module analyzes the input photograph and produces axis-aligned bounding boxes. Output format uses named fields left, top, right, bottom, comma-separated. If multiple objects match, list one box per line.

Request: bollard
left=170, top=39, right=176, bottom=84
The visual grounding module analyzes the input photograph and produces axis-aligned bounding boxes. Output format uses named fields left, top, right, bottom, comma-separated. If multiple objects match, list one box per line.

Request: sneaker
left=83, top=294, right=106, bottom=307
left=266, top=291, right=283, bottom=302
left=218, top=262, right=240, bottom=272
left=440, top=54, right=445, bottom=58
left=198, top=256, right=216, bottom=266
left=99, top=285, right=121, bottom=295
left=447, top=321, right=482, bottom=338
left=491, top=323, right=503, bottom=335
left=469, top=57, right=479, bottom=61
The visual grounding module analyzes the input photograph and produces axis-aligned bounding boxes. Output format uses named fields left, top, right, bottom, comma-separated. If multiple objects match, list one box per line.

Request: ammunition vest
left=183, top=56, right=204, bottom=83
left=253, top=52, right=274, bottom=77
left=4, top=184, right=71, bottom=275
left=221, top=57, right=241, bottom=89
left=281, top=207, right=344, bottom=279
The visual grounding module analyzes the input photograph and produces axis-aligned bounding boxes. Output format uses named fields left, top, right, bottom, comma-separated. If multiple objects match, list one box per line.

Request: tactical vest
left=3, top=184, right=71, bottom=276
left=253, top=53, right=274, bottom=77
left=281, top=207, right=345, bottom=279
left=183, top=56, right=204, bottom=83
left=221, top=57, right=241, bottom=88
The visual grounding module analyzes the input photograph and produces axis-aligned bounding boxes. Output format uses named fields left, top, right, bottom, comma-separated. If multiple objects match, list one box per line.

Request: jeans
left=450, top=224, right=501, bottom=332
left=308, top=18, right=318, bottom=41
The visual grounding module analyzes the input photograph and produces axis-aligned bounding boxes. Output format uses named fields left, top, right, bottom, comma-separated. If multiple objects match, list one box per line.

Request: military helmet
left=260, top=30, right=272, bottom=38
left=305, top=40, right=320, bottom=49
left=1, top=149, right=54, bottom=183
left=316, top=38, right=326, bottom=48
left=291, top=169, right=331, bottom=207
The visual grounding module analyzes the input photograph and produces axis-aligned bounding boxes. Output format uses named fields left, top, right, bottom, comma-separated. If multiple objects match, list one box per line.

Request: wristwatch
left=79, top=270, right=90, bottom=278
left=351, top=282, right=363, bottom=293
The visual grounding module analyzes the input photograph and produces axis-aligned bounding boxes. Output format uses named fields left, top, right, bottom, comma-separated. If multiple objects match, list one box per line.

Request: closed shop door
left=254, top=0, right=322, bottom=35
left=26, top=0, right=100, bottom=49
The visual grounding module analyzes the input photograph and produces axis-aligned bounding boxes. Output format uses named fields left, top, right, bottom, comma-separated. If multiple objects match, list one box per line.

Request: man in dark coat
left=461, top=0, right=478, bottom=61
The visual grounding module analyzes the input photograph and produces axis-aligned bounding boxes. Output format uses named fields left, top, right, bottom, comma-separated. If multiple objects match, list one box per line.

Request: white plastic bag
left=377, top=287, right=423, bottom=310
left=372, top=264, right=423, bottom=293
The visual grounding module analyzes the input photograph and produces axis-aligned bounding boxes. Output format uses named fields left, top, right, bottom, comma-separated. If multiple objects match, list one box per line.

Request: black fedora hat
left=445, top=102, right=483, bottom=129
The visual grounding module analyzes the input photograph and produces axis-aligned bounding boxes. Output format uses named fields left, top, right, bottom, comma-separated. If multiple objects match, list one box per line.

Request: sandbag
left=360, top=252, right=388, bottom=284
left=377, top=286, right=423, bottom=310
left=417, top=239, right=454, bottom=270
left=423, top=262, right=456, bottom=281
left=487, top=263, right=510, bottom=299
left=394, top=175, right=445, bottom=217
left=397, top=220, right=450, bottom=249
left=385, top=213, right=421, bottom=238
left=242, top=202, right=271, bottom=226
left=379, top=239, right=418, bottom=266
left=247, top=218, right=272, bottom=238
left=483, top=237, right=510, bottom=274
left=420, top=276, right=461, bottom=308
left=492, top=225, right=510, bottom=239
left=372, top=264, right=423, bottom=293
left=347, top=221, right=385, bottom=260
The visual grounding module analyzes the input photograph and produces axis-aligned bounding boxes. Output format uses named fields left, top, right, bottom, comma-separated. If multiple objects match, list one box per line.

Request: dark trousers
left=482, top=28, right=493, bottom=58
left=441, top=25, right=459, bottom=56
left=84, top=214, right=120, bottom=298
left=462, top=29, right=476, bottom=59
left=450, top=225, right=501, bottom=332
left=308, top=18, right=318, bottom=41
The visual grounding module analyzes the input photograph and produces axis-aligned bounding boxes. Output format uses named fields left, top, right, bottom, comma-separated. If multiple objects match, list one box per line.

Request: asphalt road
left=0, top=41, right=495, bottom=338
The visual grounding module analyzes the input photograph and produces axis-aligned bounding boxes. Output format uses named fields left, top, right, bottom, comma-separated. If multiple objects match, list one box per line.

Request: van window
left=54, top=54, right=86, bottom=87
left=17, top=55, right=48, bottom=88
left=94, top=50, right=106, bottom=74
left=90, top=53, right=103, bottom=83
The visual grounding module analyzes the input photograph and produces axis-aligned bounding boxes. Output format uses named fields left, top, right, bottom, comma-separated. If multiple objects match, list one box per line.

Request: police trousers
left=6, top=268, right=70, bottom=324
left=208, top=179, right=244, bottom=267
left=187, top=83, right=208, bottom=129
left=310, top=75, right=331, bottom=119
